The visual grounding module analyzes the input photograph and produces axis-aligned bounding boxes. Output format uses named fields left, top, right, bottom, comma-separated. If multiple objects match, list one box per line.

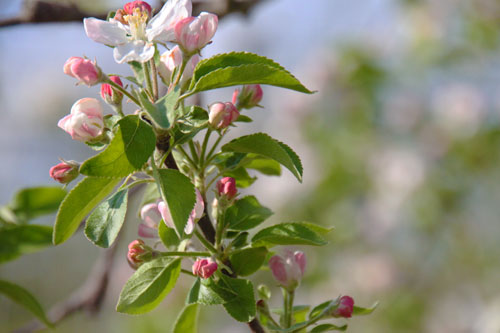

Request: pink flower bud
left=49, top=160, right=79, bottom=184
left=58, top=98, right=104, bottom=142
left=158, top=190, right=204, bottom=235
left=100, top=76, right=123, bottom=105
left=192, top=258, right=218, bottom=278
left=269, top=250, right=306, bottom=290
left=174, top=12, right=218, bottom=54
left=127, top=239, right=149, bottom=269
left=124, top=1, right=152, bottom=17
left=232, top=85, right=263, bottom=109
left=216, top=177, right=237, bottom=200
left=208, top=102, right=239, bottom=129
left=138, top=202, right=162, bottom=238
left=63, top=57, right=101, bottom=86
left=331, top=296, right=354, bottom=318
left=158, top=46, right=200, bottom=85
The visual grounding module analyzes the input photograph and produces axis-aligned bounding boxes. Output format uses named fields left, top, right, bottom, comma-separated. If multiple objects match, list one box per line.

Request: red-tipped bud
left=216, top=177, right=237, bottom=200
left=63, top=57, right=101, bottom=86
left=192, top=258, right=218, bottom=278
left=127, top=239, right=150, bottom=269
left=100, top=76, right=124, bottom=105
left=208, top=102, right=239, bottom=129
left=49, top=160, right=79, bottom=184
left=269, top=250, right=306, bottom=291
left=232, top=84, right=263, bottom=109
left=124, top=1, right=152, bottom=17
left=331, top=296, right=354, bottom=318
left=174, top=12, right=218, bottom=54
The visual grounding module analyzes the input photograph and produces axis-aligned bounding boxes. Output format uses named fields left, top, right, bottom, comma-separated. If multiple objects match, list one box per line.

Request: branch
left=0, top=0, right=265, bottom=28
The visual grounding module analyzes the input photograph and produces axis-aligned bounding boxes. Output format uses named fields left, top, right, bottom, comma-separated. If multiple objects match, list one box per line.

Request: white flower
left=84, top=0, right=192, bottom=64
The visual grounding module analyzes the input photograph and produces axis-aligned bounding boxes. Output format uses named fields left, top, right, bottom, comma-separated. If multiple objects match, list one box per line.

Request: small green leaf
left=226, top=195, right=273, bottom=231
left=219, top=276, right=256, bottom=322
left=353, top=302, right=379, bottom=316
left=309, top=299, right=339, bottom=319
left=8, top=187, right=66, bottom=222
left=80, top=115, right=155, bottom=178
left=84, top=189, right=128, bottom=248
left=230, top=246, right=268, bottom=276
left=154, top=169, right=196, bottom=237
left=0, top=279, right=53, bottom=328
left=53, top=177, right=120, bottom=245
left=252, top=222, right=327, bottom=247
left=173, top=303, right=199, bottom=333
left=0, top=225, right=53, bottom=263
left=158, top=220, right=180, bottom=248
left=117, top=257, right=181, bottom=314
left=187, top=278, right=233, bottom=306
left=158, top=85, right=182, bottom=125
left=310, top=324, right=348, bottom=332
left=128, top=61, right=145, bottom=84
left=222, top=133, right=303, bottom=182
left=235, top=115, right=253, bottom=123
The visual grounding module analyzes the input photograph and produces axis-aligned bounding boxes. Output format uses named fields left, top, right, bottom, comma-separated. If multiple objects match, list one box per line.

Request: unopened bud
left=174, top=12, right=218, bottom=54
left=216, top=177, right=237, bottom=200
left=49, top=160, right=79, bottom=184
left=100, top=76, right=124, bottom=105
left=269, top=250, right=306, bottom=291
left=192, top=258, right=218, bottom=278
left=331, top=296, right=354, bottom=318
left=127, top=239, right=152, bottom=269
left=232, top=84, right=263, bottom=109
left=138, top=202, right=162, bottom=238
left=158, top=46, right=200, bottom=85
left=58, top=98, right=104, bottom=142
left=124, top=1, right=152, bottom=17
left=208, top=102, right=239, bottom=129
left=63, top=57, right=101, bottom=86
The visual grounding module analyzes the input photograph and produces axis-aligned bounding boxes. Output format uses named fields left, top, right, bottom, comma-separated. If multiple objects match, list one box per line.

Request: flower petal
left=138, top=223, right=158, bottom=238
left=146, top=0, right=192, bottom=43
left=113, top=40, right=155, bottom=64
left=84, top=18, right=128, bottom=46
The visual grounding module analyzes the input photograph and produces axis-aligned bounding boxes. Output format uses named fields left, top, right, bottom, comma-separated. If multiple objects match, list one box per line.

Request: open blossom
left=138, top=202, right=162, bottom=238
left=58, top=98, right=104, bottom=142
left=63, top=57, right=101, bottom=86
left=158, top=45, right=199, bottom=85
left=269, top=250, right=306, bottom=290
left=232, top=84, right=263, bottom=109
left=158, top=190, right=204, bottom=234
left=49, top=160, right=79, bottom=184
left=100, top=75, right=123, bottom=105
left=84, top=0, right=192, bottom=63
left=331, top=296, right=354, bottom=318
left=192, top=258, right=218, bottom=278
left=174, top=12, right=218, bottom=53
left=208, top=102, right=239, bottom=129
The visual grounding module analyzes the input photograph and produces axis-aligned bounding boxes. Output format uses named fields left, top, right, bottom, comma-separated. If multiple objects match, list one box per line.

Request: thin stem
left=143, top=61, right=154, bottom=101
left=158, top=251, right=210, bottom=257
left=112, top=104, right=125, bottom=117
left=283, top=289, right=295, bottom=329
left=149, top=58, right=159, bottom=100
left=188, top=140, right=200, bottom=165
left=215, top=209, right=226, bottom=252
left=194, top=230, right=218, bottom=254
left=106, top=77, right=140, bottom=105
left=205, top=132, right=224, bottom=165
left=177, top=145, right=198, bottom=170
left=181, top=269, right=196, bottom=277
left=159, top=140, right=175, bottom=167
left=173, top=56, right=189, bottom=87
left=200, top=128, right=212, bottom=167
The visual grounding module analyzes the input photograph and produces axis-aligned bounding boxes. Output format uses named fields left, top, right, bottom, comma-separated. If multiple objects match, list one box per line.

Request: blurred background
left=1, top=0, right=500, bottom=332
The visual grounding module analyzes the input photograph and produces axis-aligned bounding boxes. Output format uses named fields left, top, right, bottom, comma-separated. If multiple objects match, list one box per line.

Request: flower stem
left=158, top=251, right=210, bottom=257
left=149, top=58, right=159, bottom=100
left=283, top=288, right=295, bottom=328
left=177, top=145, right=198, bottom=170
left=106, top=77, right=140, bottom=105
left=194, top=230, right=218, bottom=254
left=181, top=269, right=196, bottom=277
left=200, top=128, right=212, bottom=167
left=215, top=209, right=226, bottom=252
left=143, top=61, right=154, bottom=102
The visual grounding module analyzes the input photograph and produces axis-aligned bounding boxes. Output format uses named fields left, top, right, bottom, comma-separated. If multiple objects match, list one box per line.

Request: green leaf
left=158, top=85, right=182, bottom=125
left=0, top=225, right=53, bottom=263
left=158, top=220, right=180, bottom=248
left=189, top=52, right=313, bottom=94
left=187, top=278, right=233, bottom=306
left=352, top=302, right=378, bottom=316
left=245, top=155, right=282, bottom=176
left=128, top=61, right=145, bottom=84
left=219, top=276, right=256, bottom=322
left=310, top=324, right=348, bottom=332
left=8, top=187, right=66, bottom=222
left=84, top=189, right=128, bottom=248
left=80, top=115, right=155, bottom=178
left=154, top=169, right=196, bottom=237
left=252, top=222, right=327, bottom=247
left=230, top=246, right=268, bottom=276
left=117, top=257, right=181, bottom=314
left=173, top=303, right=199, bottom=333
left=235, top=114, right=253, bottom=123
left=0, top=279, right=53, bottom=328
left=53, top=177, right=120, bottom=245
left=309, top=299, right=339, bottom=319
left=226, top=195, right=273, bottom=231
left=222, top=133, right=303, bottom=182
left=298, top=222, right=334, bottom=235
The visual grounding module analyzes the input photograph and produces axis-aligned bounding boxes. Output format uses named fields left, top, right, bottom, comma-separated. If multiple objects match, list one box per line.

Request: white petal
left=113, top=41, right=155, bottom=64
left=146, top=0, right=192, bottom=43
left=84, top=18, right=128, bottom=46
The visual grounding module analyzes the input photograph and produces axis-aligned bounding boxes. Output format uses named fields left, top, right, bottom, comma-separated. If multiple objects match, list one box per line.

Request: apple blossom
left=269, top=250, right=306, bottom=291
left=192, top=258, right=218, bottom=278
left=158, top=189, right=204, bottom=234
left=84, top=0, right=192, bottom=63
left=208, top=102, right=239, bottom=129
left=232, top=84, right=263, bottom=109
left=158, top=45, right=200, bottom=85
left=138, top=202, right=162, bottom=238
left=63, top=56, right=101, bottom=86
left=127, top=239, right=151, bottom=269
left=49, top=160, right=79, bottom=184
left=100, top=75, right=124, bottom=105
left=58, top=98, right=104, bottom=142
left=174, top=12, right=218, bottom=54
left=331, top=296, right=355, bottom=318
